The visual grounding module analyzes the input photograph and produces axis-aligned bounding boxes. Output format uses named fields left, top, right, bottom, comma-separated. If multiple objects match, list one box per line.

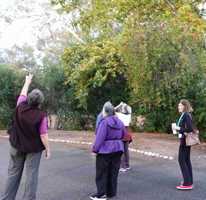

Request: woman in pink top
left=1, top=74, right=51, bottom=200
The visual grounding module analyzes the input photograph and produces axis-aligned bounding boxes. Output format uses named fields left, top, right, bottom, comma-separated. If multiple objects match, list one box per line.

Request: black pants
left=95, top=151, right=122, bottom=198
left=178, top=145, right=193, bottom=186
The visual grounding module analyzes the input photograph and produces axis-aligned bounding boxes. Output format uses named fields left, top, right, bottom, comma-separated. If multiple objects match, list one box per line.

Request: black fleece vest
left=8, top=101, right=46, bottom=152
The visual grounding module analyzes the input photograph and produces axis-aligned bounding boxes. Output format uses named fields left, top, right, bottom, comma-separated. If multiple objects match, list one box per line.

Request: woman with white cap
left=115, top=102, right=132, bottom=172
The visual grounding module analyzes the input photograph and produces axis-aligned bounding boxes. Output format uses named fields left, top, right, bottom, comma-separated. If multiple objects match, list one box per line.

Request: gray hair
left=28, top=89, right=44, bottom=106
left=103, top=101, right=115, bottom=117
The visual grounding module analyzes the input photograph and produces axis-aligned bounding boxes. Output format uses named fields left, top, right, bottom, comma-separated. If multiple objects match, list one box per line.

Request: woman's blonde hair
left=179, top=99, right=193, bottom=113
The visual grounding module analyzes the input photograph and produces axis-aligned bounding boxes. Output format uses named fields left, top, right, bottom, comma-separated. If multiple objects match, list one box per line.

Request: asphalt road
left=0, top=138, right=206, bottom=200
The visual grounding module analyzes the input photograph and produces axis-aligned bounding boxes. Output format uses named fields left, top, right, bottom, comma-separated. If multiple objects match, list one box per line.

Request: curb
left=0, top=135, right=174, bottom=161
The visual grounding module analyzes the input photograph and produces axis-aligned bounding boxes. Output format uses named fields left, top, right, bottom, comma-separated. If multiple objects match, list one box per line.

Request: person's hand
left=25, top=74, right=33, bottom=84
left=92, top=152, right=97, bottom=156
left=172, top=124, right=180, bottom=131
left=20, top=74, right=33, bottom=96
left=45, top=150, right=51, bottom=160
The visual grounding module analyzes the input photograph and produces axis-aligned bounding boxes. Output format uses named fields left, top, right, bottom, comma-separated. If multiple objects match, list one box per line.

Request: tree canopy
left=51, top=0, right=206, bottom=138
left=1, top=0, right=206, bottom=138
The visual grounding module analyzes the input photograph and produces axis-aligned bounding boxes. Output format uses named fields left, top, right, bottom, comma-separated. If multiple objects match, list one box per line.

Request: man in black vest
left=0, top=74, right=51, bottom=200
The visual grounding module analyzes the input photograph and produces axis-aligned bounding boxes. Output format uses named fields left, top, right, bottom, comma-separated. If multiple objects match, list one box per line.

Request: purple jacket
left=92, top=115, right=126, bottom=154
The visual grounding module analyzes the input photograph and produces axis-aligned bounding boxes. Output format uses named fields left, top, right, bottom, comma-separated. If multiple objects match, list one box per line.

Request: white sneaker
left=119, top=168, right=127, bottom=172
left=90, top=194, right=107, bottom=200
left=126, top=166, right=131, bottom=170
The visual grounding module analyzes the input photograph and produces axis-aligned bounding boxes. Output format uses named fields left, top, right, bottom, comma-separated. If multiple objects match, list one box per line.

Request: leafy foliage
left=62, top=39, right=128, bottom=107
left=0, top=66, right=25, bottom=129
left=55, top=0, right=206, bottom=139
left=31, top=65, right=90, bottom=130
left=0, top=64, right=97, bottom=131
left=1, top=0, right=206, bottom=140
left=52, top=0, right=206, bottom=36
left=121, top=18, right=206, bottom=139
left=52, top=0, right=206, bottom=136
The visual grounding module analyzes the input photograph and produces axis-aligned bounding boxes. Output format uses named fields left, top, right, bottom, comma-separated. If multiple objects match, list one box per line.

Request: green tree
left=33, top=65, right=95, bottom=130
left=52, top=0, right=206, bottom=35
left=62, top=39, right=128, bottom=107
left=0, top=65, right=25, bottom=129
left=53, top=0, right=206, bottom=106
left=121, top=18, right=206, bottom=138
left=61, top=39, right=130, bottom=128
left=53, top=0, right=206, bottom=138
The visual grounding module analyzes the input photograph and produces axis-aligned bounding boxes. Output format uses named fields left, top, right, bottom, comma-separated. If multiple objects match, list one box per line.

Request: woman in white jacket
left=115, top=102, right=132, bottom=172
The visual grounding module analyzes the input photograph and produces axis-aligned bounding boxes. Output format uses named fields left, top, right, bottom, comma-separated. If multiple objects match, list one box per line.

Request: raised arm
left=114, top=102, right=123, bottom=110
left=20, top=74, right=33, bottom=96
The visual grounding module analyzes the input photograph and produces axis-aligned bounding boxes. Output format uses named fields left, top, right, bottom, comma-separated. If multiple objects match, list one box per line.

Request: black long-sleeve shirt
left=179, top=112, right=194, bottom=146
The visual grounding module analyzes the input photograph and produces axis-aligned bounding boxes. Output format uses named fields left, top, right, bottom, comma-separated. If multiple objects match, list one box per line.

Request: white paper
left=172, top=123, right=177, bottom=134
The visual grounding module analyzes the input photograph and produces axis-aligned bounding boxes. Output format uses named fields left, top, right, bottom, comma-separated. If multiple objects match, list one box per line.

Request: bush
left=0, top=66, right=25, bottom=129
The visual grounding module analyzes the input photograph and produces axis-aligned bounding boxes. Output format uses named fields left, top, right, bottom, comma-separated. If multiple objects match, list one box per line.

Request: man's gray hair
left=28, top=89, right=44, bottom=106
left=103, top=101, right=115, bottom=117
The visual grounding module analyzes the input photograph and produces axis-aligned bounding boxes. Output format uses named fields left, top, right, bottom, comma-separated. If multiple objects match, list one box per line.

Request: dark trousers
left=0, top=147, right=42, bottom=200
left=178, top=145, right=193, bottom=186
left=95, top=151, right=122, bottom=198
left=120, top=141, right=130, bottom=168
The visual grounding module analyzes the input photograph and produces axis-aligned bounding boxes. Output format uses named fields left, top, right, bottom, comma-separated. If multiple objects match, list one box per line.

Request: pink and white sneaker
left=177, top=185, right=193, bottom=190
left=181, top=181, right=194, bottom=188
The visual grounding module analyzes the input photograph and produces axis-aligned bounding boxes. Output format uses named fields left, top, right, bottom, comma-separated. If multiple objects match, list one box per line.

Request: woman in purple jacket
left=90, top=102, right=126, bottom=200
